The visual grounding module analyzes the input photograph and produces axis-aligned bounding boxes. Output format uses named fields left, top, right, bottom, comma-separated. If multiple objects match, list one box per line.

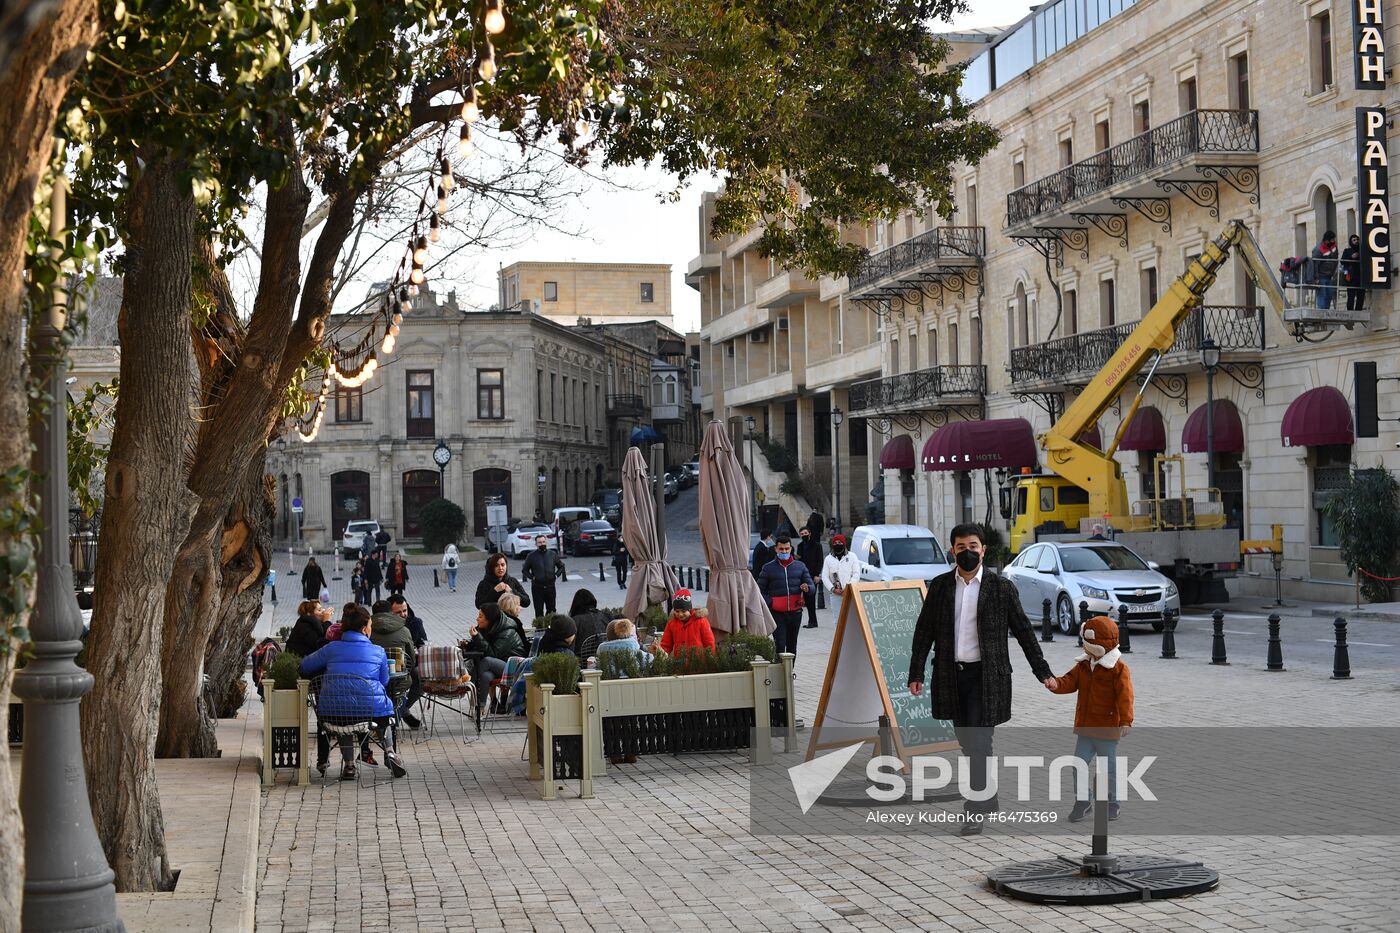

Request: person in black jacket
left=374, top=528, right=391, bottom=562
left=362, top=555, right=384, bottom=604
left=475, top=552, right=530, bottom=611
left=796, top=524, right=824, bottom=629
left=286, top=600, right=330, bottom=658
left=907, top=523, right=1055, bottom=835
left=1341, top=233, right=1366, bottom=312
left=568, top=588, right=609, bottom=659
left=611, top=538, right=630, bottom=589
left=300, top=557, right=327, bottom=601
left=750, top=531, right=774, bottom=580
left=521, top=534, right=565, bottom=620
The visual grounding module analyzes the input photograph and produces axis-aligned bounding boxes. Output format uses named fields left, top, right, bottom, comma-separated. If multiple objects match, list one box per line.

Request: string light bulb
left=478, top=42, right=496, bottom=81
left=484, top=0, right=506, bottom=35
left=457, top=124, right=474, bottom=160
left=381, top=331, right=397, bottom=355
left=430, top=213, right=441, bottom=243
left=399, top=287, right=411, bottom=314
left=389, top=322, right=400, bottom=337
left=408, top=283, right=419, bottom=297
left=435, top=183, right=447, bottom=215
left=392, top=311, right=403, bottom=326
left=410, top=264, right=426, bottom=286
left=440, top=157, right=454, bottom=192
left=413, top=234, right=429, bottom=265
left=461, top=88, right=479, bottom=123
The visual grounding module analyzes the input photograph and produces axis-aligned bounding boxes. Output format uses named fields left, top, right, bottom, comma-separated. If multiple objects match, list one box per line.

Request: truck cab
left=1006, top=474, right=1091, bottom=555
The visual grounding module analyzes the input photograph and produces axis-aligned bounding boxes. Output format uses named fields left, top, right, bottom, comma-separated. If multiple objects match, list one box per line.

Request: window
left=1058, top=137, right=1074, bottom=168
left=536, top=369, right=544, bottom=418
left=928, top=326, right=939, bottom=368
left=1132, top=100, right=1150, bottom=135
left=948, top=323, right=959, bottom=366
left=890, top=338, right=900, bottom=375
left=1310, top=11, right=1333, bottom=93
left=973, top=317, right=983, bottom=366
left=640, top=282, right=654, bottom=303
left=1178, top=76, right=1197, bottom=114
left=1312, top=185, right=1337, bottom=241
left=1065, top=288, right=1079, bottom=335
left=406, top=371, right=434, bottom=438
left=965, top=183, right=978, bottom=226
left=849, top=417, right=868, bottom=456
left=334, top=385, right=363, bottom=423
left=1140, top=267, right=1159, bottom=316
left=1013, top=282, right=1028, bottom=348
left=909, top=331, right=919, bottom=371
left=477, top=368, right=504, bottom=420
left=543, top=281, right=558, bottom=302
left=1230, top=52, right=1250, bottom=109
left=1035, top=546, right=1059, bottom=574
left=1100, top=278, right=1116, bottom=327
left=1094, top=118, right=1110, bottom=152
left=1012, top=157, right=1025, bottom=188
left=1312, top=444, right=1352, bottom=546
left=550, top=373, right=557, bottom=421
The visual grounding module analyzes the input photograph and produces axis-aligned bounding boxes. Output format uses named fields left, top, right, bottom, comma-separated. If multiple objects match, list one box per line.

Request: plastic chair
left=309, top=673, right=407, bottom=780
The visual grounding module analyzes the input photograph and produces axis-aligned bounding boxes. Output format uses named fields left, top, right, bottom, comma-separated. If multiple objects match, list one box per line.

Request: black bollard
left=1160, top=608, right=1177, bottom=659
left=1265, top=613, right=1285, bottom=671
left=599, top=562, right=606, bottom=582
left=433, top=568, right=440, bottom=588
left=1117, top=604, right=1132, bottom=653
left=1210, top=609, right=1229, bottom=665
left=1331, top=617, right=1352, bottom=679
left=1041, top=598, right=1054, bottom=642
left=703, top=568, right=710, bottom=591
left=1078, top=600, right=1090, bottom=646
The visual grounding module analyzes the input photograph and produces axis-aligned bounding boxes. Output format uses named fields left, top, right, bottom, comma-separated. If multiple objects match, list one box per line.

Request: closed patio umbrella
left=698, top=421, right=774, bottom=635
left=621, top=446, right=679, bottom=621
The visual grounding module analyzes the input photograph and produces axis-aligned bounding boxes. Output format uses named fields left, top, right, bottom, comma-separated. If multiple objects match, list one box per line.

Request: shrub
left=597, top=650, right=645, bottom=681
left=530, top=652, right=581, bottom=695
left=779, top=469, right=828, bottom=510
left=1324, top=467, right=1400, bottom=603
left=266, top=652, right=303, bottom=691
left=719, top=630, right=776, bottom=663
left=756, top=436, right=798, bottom=473
left=418, top=497, right=468, bottom=552
left=637, top=604, right=668, bottom=632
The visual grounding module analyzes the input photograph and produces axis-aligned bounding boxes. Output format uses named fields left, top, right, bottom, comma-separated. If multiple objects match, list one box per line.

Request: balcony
left=1005, top=110, right=1259, bottom=238
left=725, top=370, right=796, bottom=409
left=849, top=365, right=987, bottom=415
left=652, top=403, right=682, bottom=423
left=848, top=227, right=985, bottom=307
left=606, top=394, right=646, bottom=418
left=755, top=269, right=818, bottom=309
left=1008, top=306, right=1264, bottom=390
left=685, top=250, right=721, bottom=290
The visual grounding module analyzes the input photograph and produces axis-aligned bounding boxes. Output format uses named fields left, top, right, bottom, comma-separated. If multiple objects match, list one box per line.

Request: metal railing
left=849, top=364, right=987, bottom=413
left=1008, top=306, right=1264, bottom=385
left=1006, top=110, right=1259, bottom=227
left=605, top=394, right=646, bottom=416
left=849, top=226, right=985, bottom=292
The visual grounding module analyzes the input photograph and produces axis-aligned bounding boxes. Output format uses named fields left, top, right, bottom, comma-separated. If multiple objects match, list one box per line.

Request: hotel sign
left=1353, top=0, right=1387, bottom=90
left=1357, top=107, right=1392, bottom=289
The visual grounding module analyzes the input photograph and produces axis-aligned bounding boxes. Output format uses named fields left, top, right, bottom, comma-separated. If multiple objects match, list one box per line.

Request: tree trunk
left=0, top=0, right=100, bottom=919
left=205, top=461, right=273, bottom=721
left=80, top=153, right=194, bottom=893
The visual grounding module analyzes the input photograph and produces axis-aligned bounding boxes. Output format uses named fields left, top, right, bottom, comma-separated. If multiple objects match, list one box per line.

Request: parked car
left=1003, top=540, right=1180, bottom=634
left=684, top=461, right=700, bottom=483
left=552, top=506, right=597, bottom=543
left=341, top=520, right=381, bottom=559
left=849, top=524, right=950, bottom=582
left=672, top=466, right=695, bottom=489
left=591, top=488, right=623, bottom=527
left=484, top=517, right=527, bottom=552
left=662, top=473, right=678, bottom=501
left=564, top=519, right=618, bottom=556
left=505, top=522, right=559, bottom=558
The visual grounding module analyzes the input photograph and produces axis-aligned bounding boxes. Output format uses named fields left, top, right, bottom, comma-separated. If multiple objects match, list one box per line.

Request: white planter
left=525, top=678, right=596, bottom=800
left=261, top=679, right=309, bottom=787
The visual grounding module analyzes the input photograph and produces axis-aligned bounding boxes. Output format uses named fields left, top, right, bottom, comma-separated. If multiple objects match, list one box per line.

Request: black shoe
left=1068, top=801, right=1092, bottom=823
left=387, top=752, right=407, bottom=778
left=804, top=623, right=818, bottom=628
left=340, top=761, right=356, bottom=781
left=959, top=816, right=984, bottom=837
left=1108, top=802, right=1121, bottom=821
left=316, top=759, right=328, bottom=777
left=402, top=713, right=421, bottom=730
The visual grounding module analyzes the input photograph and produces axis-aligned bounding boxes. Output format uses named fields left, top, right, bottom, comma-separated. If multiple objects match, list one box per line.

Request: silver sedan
left=1004, top=540, right=1181, bottom=634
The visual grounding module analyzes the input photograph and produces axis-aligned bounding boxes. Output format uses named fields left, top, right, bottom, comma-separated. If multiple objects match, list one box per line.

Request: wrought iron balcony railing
left=1008, top=306, right=1264, bottom=386
left=606, top=394, right=646, bottom=416
left=849, top=226, right=985, bottom=292
left=849, top=364, right=987, bottom=413
left=1006, top=109, right=1259, bottom=228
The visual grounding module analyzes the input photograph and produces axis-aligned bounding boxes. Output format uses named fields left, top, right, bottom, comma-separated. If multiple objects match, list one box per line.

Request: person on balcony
left=1311, top=230, right=1339, bottom=310
left=1341, top=233, right=1366, bottom=312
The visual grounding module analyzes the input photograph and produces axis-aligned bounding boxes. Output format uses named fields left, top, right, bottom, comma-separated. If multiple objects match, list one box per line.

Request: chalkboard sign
left=807, top=580, right=957, bottom=763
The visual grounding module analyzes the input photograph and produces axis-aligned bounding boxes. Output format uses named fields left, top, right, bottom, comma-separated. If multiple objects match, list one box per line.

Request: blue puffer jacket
left=756, top=557, right=814, bottom=609
left=299, top=631, right=394, bottom=719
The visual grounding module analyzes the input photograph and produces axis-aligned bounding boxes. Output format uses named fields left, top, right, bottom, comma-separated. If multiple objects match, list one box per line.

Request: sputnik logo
left=788, top=742, right=865, bottom=814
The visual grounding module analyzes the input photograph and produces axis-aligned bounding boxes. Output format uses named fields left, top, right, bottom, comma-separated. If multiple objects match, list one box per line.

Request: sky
left=440, top=1, right=1035, bottom=335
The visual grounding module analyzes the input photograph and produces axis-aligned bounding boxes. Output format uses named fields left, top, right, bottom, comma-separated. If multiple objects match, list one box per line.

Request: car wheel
left=1056, top=593, right=1076, bottom=635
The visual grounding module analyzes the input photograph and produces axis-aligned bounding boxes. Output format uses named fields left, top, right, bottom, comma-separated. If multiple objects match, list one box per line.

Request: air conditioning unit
left=749, top=329, right=769, bottom=343
left=776, top=316, right=790, bottom=332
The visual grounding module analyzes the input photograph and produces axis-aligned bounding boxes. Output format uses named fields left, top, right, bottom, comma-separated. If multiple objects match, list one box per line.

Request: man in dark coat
left=300, top=558, right=327, bottom=601
left=521, top=534, right=565, bottom=620
left=908, top=522, right=1055, bottom=835
left=362, top=554, right=384, bottom=605
left=374, top=528, right=392, bottom=562
left=750, top=531, right=774, bottom=580
left=796, top=525, right=824, bottom=629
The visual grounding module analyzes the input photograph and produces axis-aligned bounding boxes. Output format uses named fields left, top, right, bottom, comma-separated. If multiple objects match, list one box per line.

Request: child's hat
left=672, top=589, right=693, bottom=612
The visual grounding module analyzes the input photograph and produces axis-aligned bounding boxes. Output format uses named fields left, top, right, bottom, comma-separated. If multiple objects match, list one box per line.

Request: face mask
left=955, top=550, right=981, bottom=572
left=777, top=552, right=793, bottom=563
left=832, top=546, right=846, bottom=557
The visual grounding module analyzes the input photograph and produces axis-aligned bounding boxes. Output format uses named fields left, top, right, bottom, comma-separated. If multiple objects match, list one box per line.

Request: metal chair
left=417, top=644, right=479, bottom=741
left=309, top=673, right=407, bottom=781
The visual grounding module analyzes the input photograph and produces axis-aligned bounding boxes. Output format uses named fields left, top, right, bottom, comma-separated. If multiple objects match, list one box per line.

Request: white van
left=848, top=524, right=950, bottom=582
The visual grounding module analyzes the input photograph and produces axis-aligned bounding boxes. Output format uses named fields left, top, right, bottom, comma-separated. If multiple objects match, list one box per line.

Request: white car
left=341, top=520, right=381, bottom=558
left=1003, top=540, right=1181, bottom=634
left=506, top=522, right=559, bottom=558
left=849, top=524, right=950, bottom=582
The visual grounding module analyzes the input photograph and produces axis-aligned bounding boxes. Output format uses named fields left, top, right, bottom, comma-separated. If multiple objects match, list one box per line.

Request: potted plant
left=260, top=651, right=309, bottom=787
left=524, top=652, right=595, bottom=800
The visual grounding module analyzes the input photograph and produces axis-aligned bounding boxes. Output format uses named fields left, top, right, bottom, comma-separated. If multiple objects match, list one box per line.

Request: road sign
left=486, top=504, right=508, bottom=527
left=291, top=497, right=303, bottom=513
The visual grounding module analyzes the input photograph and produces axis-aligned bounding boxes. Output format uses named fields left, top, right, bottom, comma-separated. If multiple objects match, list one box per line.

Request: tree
left=63, top=0, right=994, bottom=893
left=0, top=0, right=100, bottom=919
left=1324, top=468, right=1400, bottom=603
left=419, top=498, right=468, bottom=553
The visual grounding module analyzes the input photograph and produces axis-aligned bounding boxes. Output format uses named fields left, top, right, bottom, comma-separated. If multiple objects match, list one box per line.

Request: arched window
left=401, top=470, right=441, bottom=538
left=1014, top=282, right=1028, bottom=348
left=1312, top=185, right=1337, bottom=241
left=472, top=468, right=511, bottom=536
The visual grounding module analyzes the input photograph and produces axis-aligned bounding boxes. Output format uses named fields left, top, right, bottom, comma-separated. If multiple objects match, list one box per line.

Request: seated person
left=286, top=599, right=329, bottom=658
left=508, top=616, right=577, bottom=713
left=497, top=591, right=531, bottom=649
left=299, top=604, right=407, bottom=781
left=596, top=618, right=650, bottom=664
left=652, top=590, right=715, bottom=654
left=459, top=604, right=526, bottom=715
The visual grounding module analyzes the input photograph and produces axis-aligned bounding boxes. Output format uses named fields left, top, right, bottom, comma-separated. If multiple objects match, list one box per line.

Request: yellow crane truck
left=1006, top=219, right=1367, bottom=603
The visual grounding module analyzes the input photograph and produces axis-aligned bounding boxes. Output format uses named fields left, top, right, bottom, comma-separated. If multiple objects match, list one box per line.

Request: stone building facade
left=267, top=288, right=612, bottom=549
left=695, top=0, right=1398, bottom=600
left=498, top=260, right=674, bottom=329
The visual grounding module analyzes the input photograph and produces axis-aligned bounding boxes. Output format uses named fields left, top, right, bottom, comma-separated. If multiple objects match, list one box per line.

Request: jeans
left=1072, top=735, right=1120, bottom=802
left=365, top=582, right=382, bottom=604
left=472, top=656, right=507, bottom=706
left=445, top=568, right=457, bottom=590
left=952, top=663, right=997, bottom=813
left=531, top=583, right=556, bottom=619
left=1317, top=278, right=1335, bottom=310
left=771, top=610, right=803, bottom=657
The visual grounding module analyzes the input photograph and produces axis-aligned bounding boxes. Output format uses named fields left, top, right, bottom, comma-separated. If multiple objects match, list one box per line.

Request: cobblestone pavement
left=257, top=543, right=1400, bottom=932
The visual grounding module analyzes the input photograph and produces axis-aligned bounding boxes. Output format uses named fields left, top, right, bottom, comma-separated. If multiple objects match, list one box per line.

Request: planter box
left=261, top=679, right=309, bottom=787
left=525, top=679, right=597, bottom=800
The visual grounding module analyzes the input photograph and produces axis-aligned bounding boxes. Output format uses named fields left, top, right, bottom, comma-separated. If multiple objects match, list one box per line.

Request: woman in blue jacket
left=300, top=604, right=407, bottom=780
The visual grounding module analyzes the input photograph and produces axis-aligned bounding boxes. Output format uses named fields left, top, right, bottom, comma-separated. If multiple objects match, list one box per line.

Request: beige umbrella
left=698, top=421, right=774, bottom=635
left=621, top=446, right=679, bottom=620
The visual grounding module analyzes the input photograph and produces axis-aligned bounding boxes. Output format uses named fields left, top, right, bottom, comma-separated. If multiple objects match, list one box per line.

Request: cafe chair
left=309, top=673, right=407, bottom=781
left=417, top=643, right=480, bottom=740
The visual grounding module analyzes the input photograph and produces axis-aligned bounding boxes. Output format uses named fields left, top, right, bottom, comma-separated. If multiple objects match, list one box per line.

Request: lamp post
left=1200, top=338, right=1221, bottom=502
left=13, top=176, right=124, bottom=930
left=536, top=469, right=547, bottom=521
left=831, top=407, right=845, bottom=536
left=744, top=415, right=757, bottom=533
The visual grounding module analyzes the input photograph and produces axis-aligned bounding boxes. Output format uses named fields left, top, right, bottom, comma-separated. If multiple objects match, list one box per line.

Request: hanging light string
left=296, top=1, right=506, bottom=441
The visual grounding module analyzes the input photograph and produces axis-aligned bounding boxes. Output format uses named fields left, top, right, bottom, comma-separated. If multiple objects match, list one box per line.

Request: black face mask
left=955, top=550, right=981, bottom=572
left=832, top=546, right=846, bottom=557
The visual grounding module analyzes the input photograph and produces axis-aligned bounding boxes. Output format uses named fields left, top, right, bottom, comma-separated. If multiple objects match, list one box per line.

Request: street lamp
left=13, top=175, right=122, bottom=929
left=831, top=407, right=845, bottom=536
left=1200, top=337, right=1220, bottom=502
left=744, top=415, right=757, bottom=533
left=536, top=469, right=547, bottom=521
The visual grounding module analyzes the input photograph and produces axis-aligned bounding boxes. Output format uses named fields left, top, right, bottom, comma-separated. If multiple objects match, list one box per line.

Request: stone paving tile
left=256, top=579, right=1400, bottom=933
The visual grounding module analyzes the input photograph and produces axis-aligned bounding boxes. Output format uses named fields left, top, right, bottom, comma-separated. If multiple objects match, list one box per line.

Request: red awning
left=1078, top=425, right=1102, bottom=450
left=1181, top=399, right=1244, bottom=454
left=1282, top=386, right=1354, bottom=447
left=878, top=434, right=916, bottom=470
left=1117, top=406, right=1166, bottom=451
left=922, top=418, right=1037, bottom=472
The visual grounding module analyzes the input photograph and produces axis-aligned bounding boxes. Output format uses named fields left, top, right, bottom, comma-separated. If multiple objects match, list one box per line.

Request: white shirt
left=953, top=565, right=983, bottom=663
left=821, top=552, right=861, bottom=590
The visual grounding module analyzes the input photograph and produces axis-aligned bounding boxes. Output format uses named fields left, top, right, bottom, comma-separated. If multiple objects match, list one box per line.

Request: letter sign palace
left=1353, top=0, right=1387, bottom=91
left=1357, top=107, right=1392, bottom=289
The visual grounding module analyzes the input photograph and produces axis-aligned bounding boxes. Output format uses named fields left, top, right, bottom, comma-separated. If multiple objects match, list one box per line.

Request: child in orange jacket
left=1048, top=615, right=1134, bottom=822
left=653, top=590, right=716, bottom=654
